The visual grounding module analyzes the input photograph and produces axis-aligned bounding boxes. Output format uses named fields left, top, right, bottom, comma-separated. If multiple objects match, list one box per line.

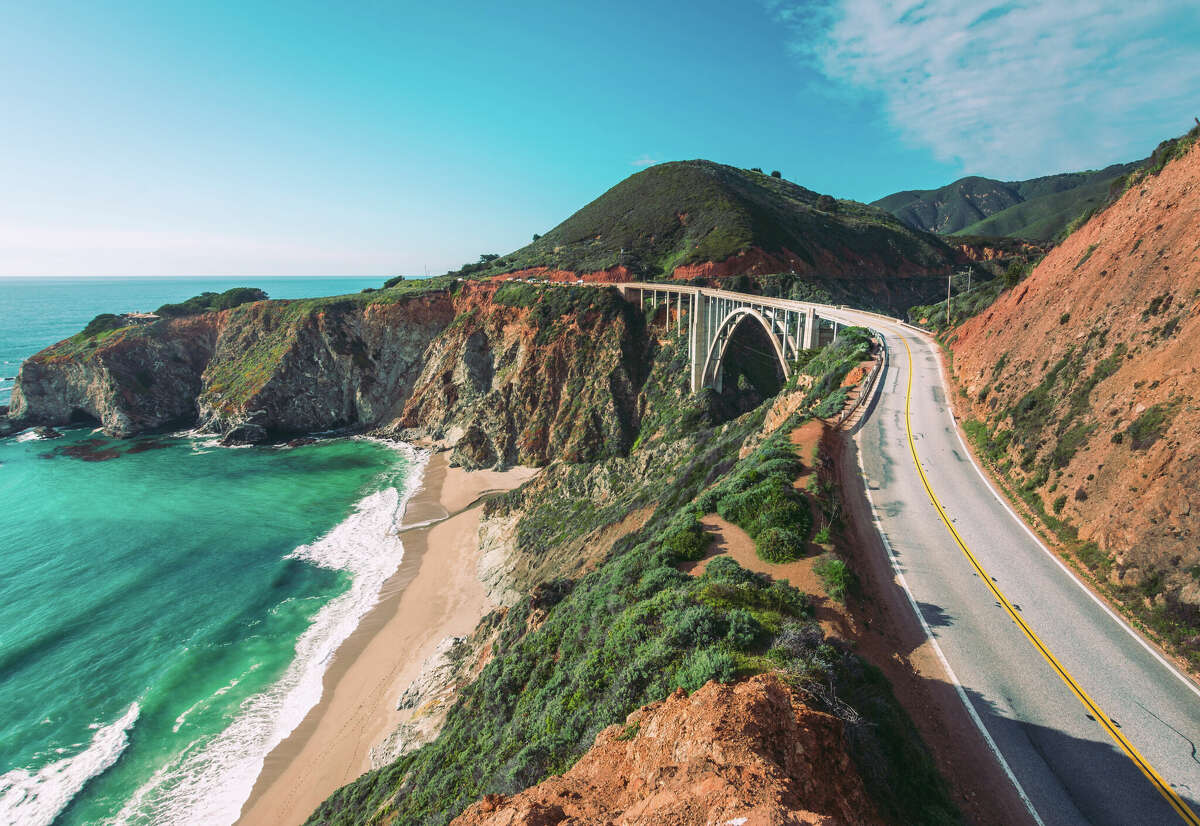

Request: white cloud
left=631, top=154, right=661, bottom=167
left=770, top=0, right=1200, bottom=178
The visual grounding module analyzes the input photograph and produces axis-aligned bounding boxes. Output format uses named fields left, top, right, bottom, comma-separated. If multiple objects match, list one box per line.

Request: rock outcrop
left=451, top=674, right=882, bottom=826
left=950, top=134, right=1200, bottom=612
left=8, top=283, right=651, bottom=467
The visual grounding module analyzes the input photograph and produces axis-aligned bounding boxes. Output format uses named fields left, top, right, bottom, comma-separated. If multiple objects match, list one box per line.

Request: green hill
left=458, top=160, right=957, bottom=284
left=873, top=162, right=1137, bottom=241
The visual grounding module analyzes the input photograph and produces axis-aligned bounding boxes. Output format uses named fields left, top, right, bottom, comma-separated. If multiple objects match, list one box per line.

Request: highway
left=826, top=311, right=1200, bottom=826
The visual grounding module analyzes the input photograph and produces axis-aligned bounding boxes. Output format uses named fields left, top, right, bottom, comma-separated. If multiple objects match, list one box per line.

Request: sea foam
left=110, top=441, right=428, bottom=826
left=0, top=703, right=140, bottom=826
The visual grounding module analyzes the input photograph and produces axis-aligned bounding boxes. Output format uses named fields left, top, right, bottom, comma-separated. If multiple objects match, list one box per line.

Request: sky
left=2, top=0, right=1198, bottom=277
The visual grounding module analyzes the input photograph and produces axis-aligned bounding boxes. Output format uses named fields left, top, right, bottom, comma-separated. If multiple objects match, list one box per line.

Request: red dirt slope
left=949, top=135, right=1200, bottom=632
left=451, top=674, right=882, bottom=826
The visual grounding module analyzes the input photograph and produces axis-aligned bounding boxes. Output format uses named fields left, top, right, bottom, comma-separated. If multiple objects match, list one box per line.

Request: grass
left=421, top=160, right=955, bottom=290
left=814, top=556, right=855, bottom=602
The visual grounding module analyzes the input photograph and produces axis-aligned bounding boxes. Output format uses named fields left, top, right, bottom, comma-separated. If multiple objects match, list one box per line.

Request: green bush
left=726, top=608, right=765, bottom=648
left=156, top=287, right=268, bottom=317
left=814, top=556, right=855, bottom=602
left=1125, top=404, right=1172, bottom=450
left=81, top=313, right=127, bottom=337
left=660, top=517, right=711, bottom=562
left=756, top=526, right=806, bottom=563
left=674, top=646, right=738, bottom=693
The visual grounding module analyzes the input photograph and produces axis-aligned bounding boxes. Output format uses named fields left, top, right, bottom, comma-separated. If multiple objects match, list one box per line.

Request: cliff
left=7, top=283, right=650, bottom=465
left=949, top=130, right=1200, bottom=660
left=451, top=674, right=883, bottom=826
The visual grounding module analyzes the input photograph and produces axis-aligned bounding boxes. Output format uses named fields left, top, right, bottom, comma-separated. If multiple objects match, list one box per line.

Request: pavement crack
left=1137, top=701, right=1200, bottom=768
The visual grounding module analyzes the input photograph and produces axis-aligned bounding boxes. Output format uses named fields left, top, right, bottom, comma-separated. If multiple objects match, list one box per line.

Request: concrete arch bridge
left=614, top=282, right=863, bottom=392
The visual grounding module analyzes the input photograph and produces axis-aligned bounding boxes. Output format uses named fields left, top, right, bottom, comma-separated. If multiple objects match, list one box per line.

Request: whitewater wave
left=0, top=703, right=140, bottom=826
left=110, top=442, right=429, bottom=826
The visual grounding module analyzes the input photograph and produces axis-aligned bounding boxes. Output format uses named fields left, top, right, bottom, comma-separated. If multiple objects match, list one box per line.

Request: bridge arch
left=699, top=306, right=790, bottom=393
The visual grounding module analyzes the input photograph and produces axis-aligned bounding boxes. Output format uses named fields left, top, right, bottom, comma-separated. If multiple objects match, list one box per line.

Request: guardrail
left=835, top=331, right=888, bottom=431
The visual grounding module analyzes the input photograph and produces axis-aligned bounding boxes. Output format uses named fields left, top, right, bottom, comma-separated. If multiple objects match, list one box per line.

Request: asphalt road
left=825, top=312, right=1200, bottom=826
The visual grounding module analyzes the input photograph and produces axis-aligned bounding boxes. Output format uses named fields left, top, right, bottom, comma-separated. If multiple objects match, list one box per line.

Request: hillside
left=948, top=127, right=1200, bottom=664
left=873, top=162, right=1137, bottom=241
left=451, top=675, right=883, bottom=826
left=457, top=160, right=962, bottom=314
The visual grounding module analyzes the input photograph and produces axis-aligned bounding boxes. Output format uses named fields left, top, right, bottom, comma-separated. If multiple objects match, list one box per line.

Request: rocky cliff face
left=950, top=136, right=1200, bottom=620
left=451, top=674, right=882, bottom=826
left=386, top=283, right=647, bottom=467
left=9, top=314, right=221, bottom=436
left=7, top=284, right=652, bottom=467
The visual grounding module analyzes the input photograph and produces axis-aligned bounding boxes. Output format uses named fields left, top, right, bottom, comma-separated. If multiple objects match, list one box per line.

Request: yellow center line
left=896, top=332, right=1200, bottom=825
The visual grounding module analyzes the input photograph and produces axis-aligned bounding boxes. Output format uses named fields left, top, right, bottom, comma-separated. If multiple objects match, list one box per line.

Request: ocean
left=0, top=277, right=424, bottom=825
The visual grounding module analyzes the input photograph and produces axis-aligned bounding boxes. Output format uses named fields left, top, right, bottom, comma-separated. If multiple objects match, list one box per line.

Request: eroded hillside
left=949, top=131, right=1200, bottom=661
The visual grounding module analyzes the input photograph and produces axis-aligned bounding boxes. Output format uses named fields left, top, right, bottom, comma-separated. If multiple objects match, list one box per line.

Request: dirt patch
left=452, top=674, right=884, bottom=826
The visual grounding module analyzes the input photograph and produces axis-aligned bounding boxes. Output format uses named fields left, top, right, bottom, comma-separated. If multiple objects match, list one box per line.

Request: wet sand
left=236, top=451, right=538, bottom=826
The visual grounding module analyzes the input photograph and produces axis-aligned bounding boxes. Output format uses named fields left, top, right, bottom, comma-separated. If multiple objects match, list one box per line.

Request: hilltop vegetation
left=874, top=162, right=1137, bottom=241
left=155, top=287, right=269, bottom=317
left=429, top=161, right=957, bottom=300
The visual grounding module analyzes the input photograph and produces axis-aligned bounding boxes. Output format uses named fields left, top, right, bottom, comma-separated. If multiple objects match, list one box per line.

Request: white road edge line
left=911, top=329, right=1200, bottom=704
left=855, top=421, right=1047, bottom=826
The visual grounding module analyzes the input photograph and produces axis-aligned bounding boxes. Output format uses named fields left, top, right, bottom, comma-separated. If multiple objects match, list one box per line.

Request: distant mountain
left=873, top=162, right=1138, bottom=241
left=472, top=160, right=957, bottom=282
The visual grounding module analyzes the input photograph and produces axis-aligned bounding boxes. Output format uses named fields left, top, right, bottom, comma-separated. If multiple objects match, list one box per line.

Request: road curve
left=827, top=311, right=1200, bottom=826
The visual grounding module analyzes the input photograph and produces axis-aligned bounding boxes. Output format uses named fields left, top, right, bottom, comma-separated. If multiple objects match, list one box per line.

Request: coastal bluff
left=5, top=282, right=649, bottom=468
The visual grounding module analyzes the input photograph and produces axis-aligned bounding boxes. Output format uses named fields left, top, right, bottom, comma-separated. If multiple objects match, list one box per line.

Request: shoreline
left=236, top=450, right=537, bottom=826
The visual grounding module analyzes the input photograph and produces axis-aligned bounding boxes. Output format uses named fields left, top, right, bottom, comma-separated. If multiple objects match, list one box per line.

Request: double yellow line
left=897, top=333, right=1200, bottom=825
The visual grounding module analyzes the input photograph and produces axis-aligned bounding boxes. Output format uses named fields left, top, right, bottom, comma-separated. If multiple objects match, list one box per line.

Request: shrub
left=660, top=517, right=710, bottom=562
left=814, top=556, right=854, bottom=602
left=156, top=287, right=267, bottom=317
left=383, top=275, right=406, bottom=287
left=674, top=646, right=737, bottom=693
left=670, top=604, right=725, bottom=647
left=726, top=608, right=765, bottom=649
left=813, top=387, right=848, bottom=419
left=1126, top=404, right=1172, bottom=450
left=770, top=170, right=782, bottom=178
left=1059, top=312, right=1071, bottom=325
left=81, top=313, right=127, bottom=337
left=756, top=526, right=805, bottom=563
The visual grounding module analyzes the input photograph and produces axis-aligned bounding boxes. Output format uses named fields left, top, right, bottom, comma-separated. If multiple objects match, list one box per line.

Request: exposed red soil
left=490, top=265, right=634, bottom=283
left=450, top=674, right=883, bottom=826
left=949, top=139, right=1200, bottom=616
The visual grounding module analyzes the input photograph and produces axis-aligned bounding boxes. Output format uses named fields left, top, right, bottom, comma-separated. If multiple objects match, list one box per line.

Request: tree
left=532, top=233, right=542, bottom=241
left=771, top=170, right=782, bottom=178
left=479, top=253, right=500, bottom=263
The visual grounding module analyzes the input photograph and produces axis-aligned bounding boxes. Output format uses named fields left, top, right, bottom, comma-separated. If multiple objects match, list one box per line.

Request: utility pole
left=946, top=272, right=952, bottom=328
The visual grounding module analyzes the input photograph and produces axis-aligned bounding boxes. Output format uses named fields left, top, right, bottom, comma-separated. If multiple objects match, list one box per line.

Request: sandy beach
left=236, top=450, right=538, bottom=826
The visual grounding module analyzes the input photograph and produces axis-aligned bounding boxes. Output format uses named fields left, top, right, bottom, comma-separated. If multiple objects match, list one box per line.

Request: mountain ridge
left=873, top=161, right=1138, bottom=240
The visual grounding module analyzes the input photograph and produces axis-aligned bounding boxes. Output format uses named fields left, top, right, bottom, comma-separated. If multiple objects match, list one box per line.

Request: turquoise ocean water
left=0, top=278, right=424, bottom=825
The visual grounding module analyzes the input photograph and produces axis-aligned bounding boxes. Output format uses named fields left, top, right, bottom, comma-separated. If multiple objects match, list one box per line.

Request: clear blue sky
left=2, top=0, right=1197, bottom=276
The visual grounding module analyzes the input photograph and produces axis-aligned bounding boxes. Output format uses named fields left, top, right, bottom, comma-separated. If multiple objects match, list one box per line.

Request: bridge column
left=802, top=307, right=817, bottom=349
left=690, top=292, right=708, bottom=393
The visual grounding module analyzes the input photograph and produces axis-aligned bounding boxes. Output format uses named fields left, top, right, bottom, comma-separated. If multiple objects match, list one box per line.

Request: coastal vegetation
left=308, top=322, right=958, bottom=826
left=155, top=287, right=268, bottom=317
